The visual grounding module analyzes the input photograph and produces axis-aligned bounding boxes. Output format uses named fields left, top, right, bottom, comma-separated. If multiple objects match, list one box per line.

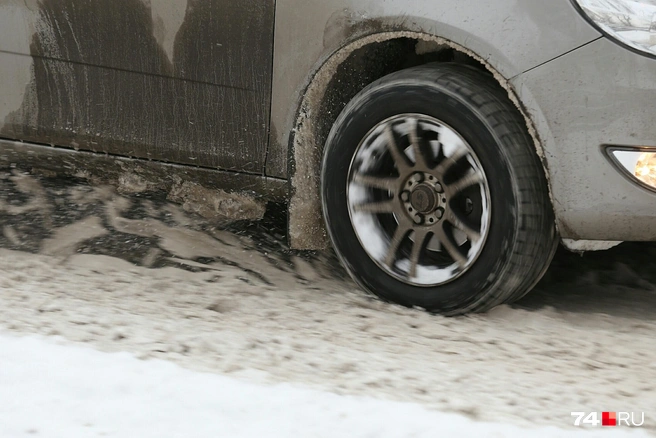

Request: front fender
left=269, top=0, right=600, bottom=249
left=267, top=0, right=600, bottom=179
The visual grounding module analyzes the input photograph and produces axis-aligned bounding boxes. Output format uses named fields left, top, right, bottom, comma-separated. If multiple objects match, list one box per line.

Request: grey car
left=1, top=0, right=655, bottom=314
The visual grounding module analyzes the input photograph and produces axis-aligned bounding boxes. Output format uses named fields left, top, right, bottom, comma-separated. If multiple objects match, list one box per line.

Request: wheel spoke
left=409, top=119, right=430, bottom=170
left=447, top=211, right=481, bottom=242
left=433, top=225, right=467, bottom=267
left=353, top=199, right=396, bottom=214
left=408, top=229, right=430, bottom=278
left=434, top=147, right=468, bottom=177
left=347, top=114, right=491, bottom=287
left=384, top=223, right=411, bottom=268
left=353, top=174, right=398, bottom=193
left=385, top=124, right=411, bottom=174
left=447, top=172, right=485, bottom=197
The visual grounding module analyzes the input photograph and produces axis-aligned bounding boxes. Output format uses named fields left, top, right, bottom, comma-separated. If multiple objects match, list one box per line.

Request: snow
left=0, top=333, right=645, bottom=438
left=1, top=175, right=656, bottom=436
left=2, top=246, right=656, bottom=436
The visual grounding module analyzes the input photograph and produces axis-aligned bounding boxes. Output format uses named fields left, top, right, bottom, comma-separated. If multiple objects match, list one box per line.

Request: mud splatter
left=168, top=181, right=265, bottom=223
left=2, top=0, right=275, bottom=173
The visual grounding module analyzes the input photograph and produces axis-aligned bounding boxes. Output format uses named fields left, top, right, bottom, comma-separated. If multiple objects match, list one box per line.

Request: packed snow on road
left=0, top=172, right=655, bottom=437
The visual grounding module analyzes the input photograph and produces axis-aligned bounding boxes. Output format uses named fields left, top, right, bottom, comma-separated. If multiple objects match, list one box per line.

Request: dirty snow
left=1, top=172, right=656, bottom=435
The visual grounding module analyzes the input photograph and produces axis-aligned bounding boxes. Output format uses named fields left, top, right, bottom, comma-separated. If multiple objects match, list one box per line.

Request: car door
left=0, top=0, right=275, bottom=174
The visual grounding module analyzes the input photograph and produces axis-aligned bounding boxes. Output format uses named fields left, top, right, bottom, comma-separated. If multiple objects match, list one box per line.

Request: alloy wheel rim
left=346, top=114, right=491, bottom=287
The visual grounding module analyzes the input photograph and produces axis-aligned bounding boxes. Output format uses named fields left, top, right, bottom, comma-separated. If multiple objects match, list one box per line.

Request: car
left=1, top=0, right=655, bottom=315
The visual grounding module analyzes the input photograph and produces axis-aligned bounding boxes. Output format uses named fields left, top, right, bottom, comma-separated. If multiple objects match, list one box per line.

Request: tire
left=321, top=63, right=558, bottom=315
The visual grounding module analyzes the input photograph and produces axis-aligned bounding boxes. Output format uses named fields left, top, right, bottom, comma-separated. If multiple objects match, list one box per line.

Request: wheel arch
left=287, top=31, right=555, bottom=250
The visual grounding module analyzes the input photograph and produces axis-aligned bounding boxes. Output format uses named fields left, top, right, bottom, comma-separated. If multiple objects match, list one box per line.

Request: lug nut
left=413, top=215, right=423, bottom=225
left=434, top=183, right=444, bottom=193
left=436, top=208, right=445, bottom=219
left=400, top=191, right=410, bottom=202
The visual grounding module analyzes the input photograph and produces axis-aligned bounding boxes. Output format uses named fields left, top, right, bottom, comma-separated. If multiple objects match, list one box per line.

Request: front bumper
left=512, top=37, right=656, bottom=241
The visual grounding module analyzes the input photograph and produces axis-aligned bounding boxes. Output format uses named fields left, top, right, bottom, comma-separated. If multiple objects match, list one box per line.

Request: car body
left=1, top=0, right=655, bottom=313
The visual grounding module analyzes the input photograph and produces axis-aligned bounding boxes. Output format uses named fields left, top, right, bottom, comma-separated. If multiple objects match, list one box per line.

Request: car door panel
left=0, top=0, right=275, bottom=173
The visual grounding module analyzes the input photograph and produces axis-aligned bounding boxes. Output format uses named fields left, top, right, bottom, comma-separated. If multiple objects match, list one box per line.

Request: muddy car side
left=1, top=0, right=655, bottom=314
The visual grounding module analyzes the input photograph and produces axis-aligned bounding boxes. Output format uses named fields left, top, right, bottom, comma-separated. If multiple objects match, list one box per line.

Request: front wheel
left=321, top=63, right=557, bottom=315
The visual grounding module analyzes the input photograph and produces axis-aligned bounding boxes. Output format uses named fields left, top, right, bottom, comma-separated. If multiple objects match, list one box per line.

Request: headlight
left=575, top=0, right=656, bottom=56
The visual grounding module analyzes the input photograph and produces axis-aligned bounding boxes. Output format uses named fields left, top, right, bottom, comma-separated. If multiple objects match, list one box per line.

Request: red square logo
left=602, top=412, right=617, bottom=427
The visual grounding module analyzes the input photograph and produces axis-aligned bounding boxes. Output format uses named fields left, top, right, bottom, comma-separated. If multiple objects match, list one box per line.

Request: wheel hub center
left=410, top=184, right=437, bottom=214
left=400, top=173, right=446, bottom=225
